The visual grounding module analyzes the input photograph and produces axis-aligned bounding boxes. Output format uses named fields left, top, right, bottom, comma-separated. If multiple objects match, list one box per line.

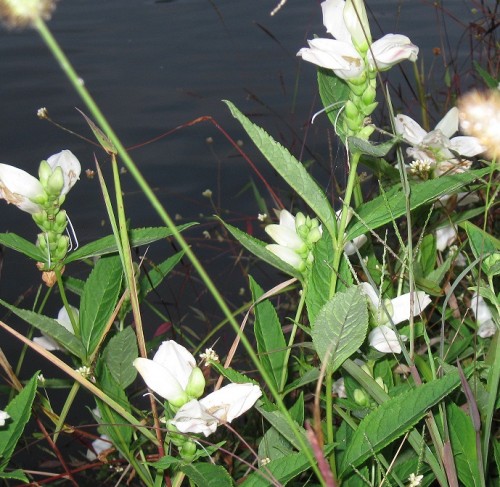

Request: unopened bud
left=185, top=367, right=206, bottom=399
left=47, top=166, right=64, bottom=196
left=353, top=388, right=369, bottom=407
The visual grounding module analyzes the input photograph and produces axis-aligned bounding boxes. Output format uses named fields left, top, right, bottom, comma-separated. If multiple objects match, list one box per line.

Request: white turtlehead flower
left=33, top=306, right=78, bottom=351
left=297, top=0, right=418, bottom=80
left=0, top=164, right=44, bottom=213
left=86, top=435, right=112, bottom=461
left=368, top=325, right=407, bottom=354
left=171, top=383, right=262, bottom=437
left=394, top=108, right=485, bottom=177
left=470, top=293, right=497, bottom=338
left=435, top=224, right=457, bottom=251
left=133, top=340, right=205, bottom=407
left=46, top=150, right=81, bottom=196
left=0, top=409, right=10, bottom=427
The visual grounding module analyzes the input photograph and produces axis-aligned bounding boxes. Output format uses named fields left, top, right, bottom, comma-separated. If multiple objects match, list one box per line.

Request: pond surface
left=0, top=0, right=485, bottom=322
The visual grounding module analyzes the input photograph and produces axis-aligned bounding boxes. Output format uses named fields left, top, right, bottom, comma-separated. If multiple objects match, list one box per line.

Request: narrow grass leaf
left=250, top=277, right=287, bottom=391
left=347, top=167, right=491, bottom=240
left=181, top=463, right=233, bottom=487
left=340, top=371, right=462, bottom=475
left=224, top=100, right=337, bottom=237
left=138, top=251, right=185, bottom=300
left=0, top=372, right=38, bottom=468
left=80, top=255, right=122, bottom=356
left=103, top=327, right=138, bottom=389
left=348, top=136, right=398, bottom=157
left=312, top=287, right=368, bottom=373
left=0, top=299, right=85, bottom=359
left=0, top=233, right=45, bottom=262
left=65, top=225, right=195, bottom=263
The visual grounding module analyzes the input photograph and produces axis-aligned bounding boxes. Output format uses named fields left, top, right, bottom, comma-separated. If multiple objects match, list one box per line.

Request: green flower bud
left=37, top=234, right=48, bottom=251
left=185, top=367, right=206, bottom=399
left=295, top=212, right=306, bottom=229
left=307, top=227, right=322, bottom=245
left=38, top=160, right=51, bottom=187
left=375, top=376, right=388, bottom=393
left=353, top=388, right=369, bottom=407
left=345, top=100, right=359, bottom=120
left=47, top=166, right=64, bottom=196
left=179, top=440, right=197, bottom=462
left=168, top=390, right=190, bottom=409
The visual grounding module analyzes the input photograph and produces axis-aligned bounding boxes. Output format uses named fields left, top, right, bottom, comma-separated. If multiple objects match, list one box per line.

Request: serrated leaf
left=0, top=469, right=29, bottom=482
left=447, top=403, right=481, bottom=487
left=312, top=287, right=368, bottom=373
left=220, top=220, right=301, bottom=279
left=65, top=224, right=195, bottom=263
left=317, top=67, right=350, bottom=144
left=80, top=255, right=122, bottom=356
left=249, top=277, right=287, bottom=391
left=0, top=300, right=85, bottom=359
left=340, top=371, right=462, bottom=475
left=0, top=372, right=38, bottom=468
left=0, top=233, right=45, bottom=262
left=224, top=100, right=337, bottom=237
left=103, top=327, right=138, bottom=389
left=209, top=362, right=258, bottom=386
left=461, top=220, right=500, bottom=275
left=283, top=368, right=320, bottom=396
left=347, top=168, right=491, bottom=240
left=181, top=462, right=233, bottom=487
left=348, top=136, right=398, bottom=157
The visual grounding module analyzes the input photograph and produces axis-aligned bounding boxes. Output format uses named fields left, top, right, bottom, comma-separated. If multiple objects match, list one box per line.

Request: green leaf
left=447, top=403, right=481, bottom=487
left=419, top=234, right=436, bottom=277
left=0, top=373, right=38, bottom=468
left=473, top=61, right=498, bottom=89
left=311, top=287, right=369, bottom=373
left=149, top=455, right=180, bottom=470
left=348, top=136, right=398, bottom=157
left=0, top=469, right=29, bottom=482
left=77, top=109, right=117, bottom=155
left=0, top=233, right=45, bottom=262
left=181, top=462, right=234, bottom=487
left=347, top=168, right=491, bottom=241
left=0, top=300, right=85, bottom=359
left=461, top=220, right=500, bottom=275
left=283, top=368, right=320, bottom=396
left=220, top=220, right=301, bottom=279
left=340, top=370, right=462, bottom=475
left=138, top=251, right=185, bottom=300
left=80, top=255, right=122, bottom=357
left=317, top=67, right=350, bottom=144
left=103, top=327, right=138, bottom=389
left=249, top=277, right=287, bottom=391
left=65, top=225, right=195, bottom=263
left=224, top=100, right=337, bottom=237
left=242, top=450, right=316, bottom=487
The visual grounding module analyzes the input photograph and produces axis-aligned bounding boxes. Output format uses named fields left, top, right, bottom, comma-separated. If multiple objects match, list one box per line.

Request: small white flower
left=134, top=340, right=205, bottom=406
left=37, top=107, right=49, bottom=119
left=332, top=377, right=347, bottom=398
left=199, top=348, right=219, bottom=365
left=407, top=472, right=424, bottom=487
left=86, top=435, right=112, bottom=461
left=369, top=325, right=407, bottom=354
left=202, top=189, right=212, bottom=198
left=46, top=150, right=81, bottom=196
left=171, top=383, right=262, bottom=437
left=76, top=365, right=92, bottom=378
left=0, top=409, right=10, bottom=427
left=394, top=108, right=485, bottom=177
left=470, top=293, right=497, bottom=338
left=257, top=213, right=267, bottom=222
left=435, top=224, right=457, bottom=251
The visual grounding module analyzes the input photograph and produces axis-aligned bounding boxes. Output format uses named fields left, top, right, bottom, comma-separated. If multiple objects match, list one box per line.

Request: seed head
left=0, top=0, right=57, bottom=29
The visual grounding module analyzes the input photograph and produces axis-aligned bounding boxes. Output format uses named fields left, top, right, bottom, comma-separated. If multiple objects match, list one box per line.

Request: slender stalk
left=53, top=381, right=79, bottom=443
left=325, top=372, right=336, bottom=479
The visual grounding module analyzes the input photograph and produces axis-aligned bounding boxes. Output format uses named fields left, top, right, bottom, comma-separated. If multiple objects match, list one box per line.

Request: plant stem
left=53, top=381, right=79, bottom=443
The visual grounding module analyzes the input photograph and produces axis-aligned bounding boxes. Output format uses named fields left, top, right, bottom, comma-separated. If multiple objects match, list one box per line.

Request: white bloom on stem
left=368, top=325, right=406, bottom=354
left=133, top=340, right=205, bottom=407
left=297, top=0, right=418, bottom=80
left=171, top=383, right=262, bottom=437
left=470, top=293, right=497, bottom=338
left=0, top=164, right=43, bottom=213
left=435, top=224, right=457, bottom=251
left=0, top=409, right=10, bottom=426
left=33, top=306, right=78, bottom=351
left=407, top=473, right=424, bottom=487
left=46, top=150, right=81, bottom=196
left=394, top=108, right=485, bottom=177
left=360, top=282, right=431, bottom=326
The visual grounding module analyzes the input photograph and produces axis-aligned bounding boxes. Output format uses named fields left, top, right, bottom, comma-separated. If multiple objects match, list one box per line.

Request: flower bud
left=179, top=440, right=197, bottom=461
left=353, top=388, right=369, bottom=407
left=185, top=367, right=206, bottom=399
left=295, top=212, right=306, bottom=229
left=361, top=85, right=376, bottom=107
left=307, top=227, right=322, bottom=245
left=38, top=160, right=52, bottom=187
left=46, top=166, right=65, bottom=196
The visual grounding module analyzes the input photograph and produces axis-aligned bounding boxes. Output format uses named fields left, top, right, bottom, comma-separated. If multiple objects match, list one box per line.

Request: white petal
left=369, top=326, right=403, bottom=354
left=470, top=293, right=494, bottom=325
left=435, top=225, right=457, bottom=251
left=0, top=410, right=10, bottom=426
left=390, top=291, right=431, bottom=325
left=152, top=340, right=196, bottom=390
left=46, top=150, right=81, bottom=195
left=278, top=209, right=296, bottom=231
left=266, top=244, right=304, bottom=270
left=0, top=164, right=43, bottom=214
left=394, top=114, right=427, bottom=145
left=133, top=357, right=185, bottom=402
left=332, top=377, right=347, bottom=398
left=86, top=435, right=111, bottom=461
left=359, top=282, right=380, bottom=308
left=199, top=383, right=262, bottom=423
left=344, top=234, right=367, bottom=255
left=321, top=0, right=350, bottom=42
left=34, top=335, right=62, bottom=351
left=449, top=136, right=485, bottom=157
left=343, top=0, right=371, bottom=48
left=56, top=305, right=78, bottom=333
left=368, top=34, right=418, bottom=70
left=478, top=320, right=497, bottom=338
left=171, top=399, right=218, bottom=437
left=435, top=108, right=458, bottom=138
left=265, top=224, right=304, bottom=250
left=297, top=38, right=364, bottom=79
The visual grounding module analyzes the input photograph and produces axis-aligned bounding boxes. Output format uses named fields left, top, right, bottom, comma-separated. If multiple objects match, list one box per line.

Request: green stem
left=325, top=372, right=336, bottom=479
left=279, top=284, right=307, bottom=393
left=55, top=269, right=79, bottom=336
left=53, top=381, right=79, bottom=443
left=329, top=151, right=361, bottom=296
left=35, top=18, right=325, bottom=483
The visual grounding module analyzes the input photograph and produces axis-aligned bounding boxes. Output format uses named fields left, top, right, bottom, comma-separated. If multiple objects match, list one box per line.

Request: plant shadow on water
left=0, top=0, right=497, bottom=485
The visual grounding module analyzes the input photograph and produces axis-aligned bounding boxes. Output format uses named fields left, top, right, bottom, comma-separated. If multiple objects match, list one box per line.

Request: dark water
left=0, top=0, right=485, bottom=327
